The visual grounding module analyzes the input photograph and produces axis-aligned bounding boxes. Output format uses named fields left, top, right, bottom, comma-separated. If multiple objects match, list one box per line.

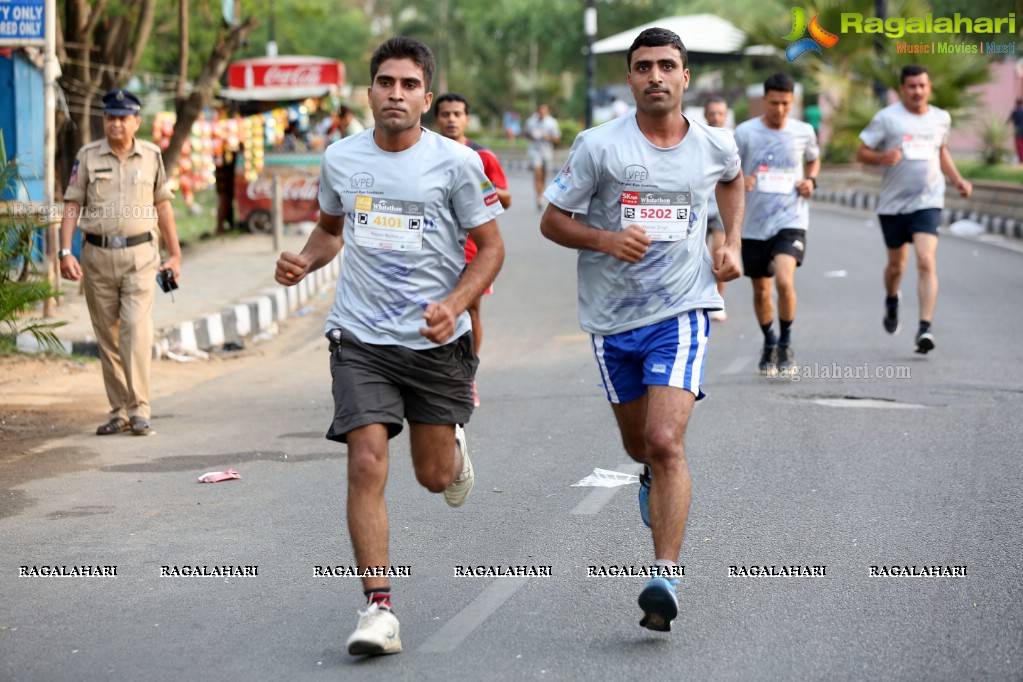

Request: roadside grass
left=171, top=189, right=220, bottom=246
left=956, top=161, right=1023, bottom=184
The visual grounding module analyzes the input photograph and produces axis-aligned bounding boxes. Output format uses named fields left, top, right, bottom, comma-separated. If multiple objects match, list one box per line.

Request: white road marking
left=417, top=576, right=530, bottom=653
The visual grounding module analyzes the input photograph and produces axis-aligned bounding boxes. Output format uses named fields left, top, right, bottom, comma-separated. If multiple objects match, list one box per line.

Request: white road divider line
left=418, top=576, right=530, bottom=653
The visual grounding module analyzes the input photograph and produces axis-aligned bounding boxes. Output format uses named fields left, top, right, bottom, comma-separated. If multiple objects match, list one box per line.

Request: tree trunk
left=176, top=0, right=189, bottom=108
left=55, top=0, right=156, bottom=193
left=161, top=17, right=257, bottom=174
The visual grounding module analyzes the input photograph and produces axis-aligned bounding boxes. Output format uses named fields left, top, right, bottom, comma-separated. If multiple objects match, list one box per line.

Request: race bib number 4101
left=353, top=195, right=425, bottom=251
left=620, top=191, right=692, bottom=242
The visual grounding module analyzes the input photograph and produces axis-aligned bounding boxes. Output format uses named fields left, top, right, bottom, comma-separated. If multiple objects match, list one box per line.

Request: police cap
left=102, top=88, right=142, bottom=116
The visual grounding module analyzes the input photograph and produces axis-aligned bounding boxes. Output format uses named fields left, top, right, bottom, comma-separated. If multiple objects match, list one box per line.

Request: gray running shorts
left=325, top=328, right=478, bottom=443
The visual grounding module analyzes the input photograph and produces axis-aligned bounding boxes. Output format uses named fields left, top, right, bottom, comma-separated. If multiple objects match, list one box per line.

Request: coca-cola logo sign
left=228, top=58, right=344, bottom=89
left=246, top=176, right=320, bottom=201
left=264, top=66, right=324, bottom=87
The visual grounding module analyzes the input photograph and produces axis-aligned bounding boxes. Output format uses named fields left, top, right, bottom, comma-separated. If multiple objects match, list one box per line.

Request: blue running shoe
left=638, top=466, right=652, bottom=528
left=638, top=576, right=679, bottom=632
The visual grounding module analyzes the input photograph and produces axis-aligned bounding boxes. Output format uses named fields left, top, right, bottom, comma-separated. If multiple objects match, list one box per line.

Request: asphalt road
left=2, top=173, right=1022, bottom=681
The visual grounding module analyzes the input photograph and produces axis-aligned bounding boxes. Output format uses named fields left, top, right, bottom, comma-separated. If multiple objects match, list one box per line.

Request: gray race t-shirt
left=544, top=115, right=740, bottom=336
left=524, top=113, right=561, bottom=152
left=318, top=128, right=503, bottom=349
left=734, top=117, right=819, bottom=240
left=706, top=175, right=721, bottom=223
left=859, top=102, right=951, bottom=215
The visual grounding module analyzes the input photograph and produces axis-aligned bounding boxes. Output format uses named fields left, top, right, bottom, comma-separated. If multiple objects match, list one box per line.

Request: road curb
left=153, top=251, right=342, bottom=358
left=17, top=251, right=343, bottom=359
left=813, top=189, right=1023, bottom=239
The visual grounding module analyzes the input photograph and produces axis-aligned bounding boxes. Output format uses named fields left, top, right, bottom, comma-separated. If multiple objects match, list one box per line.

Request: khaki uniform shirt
left=64, top=138, right=174, bottom=237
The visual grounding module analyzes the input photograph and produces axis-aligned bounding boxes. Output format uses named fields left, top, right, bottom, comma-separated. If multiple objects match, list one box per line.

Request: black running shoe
left=915, top=331, right=935, bottom=354
left=777, top=345, right=797, bottom=376
left=884, top=300, right=900, bottom=334
left=758, top=345, right=778, bottom=376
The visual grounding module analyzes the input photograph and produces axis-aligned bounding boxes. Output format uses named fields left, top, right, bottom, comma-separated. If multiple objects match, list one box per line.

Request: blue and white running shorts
left=590, top=311, right=710, bottom=404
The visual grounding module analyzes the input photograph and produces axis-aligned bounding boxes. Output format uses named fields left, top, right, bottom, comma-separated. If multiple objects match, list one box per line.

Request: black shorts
left=741, top=229, right=807, bottom=279
left=325, top=328, right=478, bottom=443
left=878, top=209, right=941, bottom=249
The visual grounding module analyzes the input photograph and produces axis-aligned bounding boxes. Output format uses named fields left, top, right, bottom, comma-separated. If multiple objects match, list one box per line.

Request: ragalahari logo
left=784, top=7, right=839, bottom=61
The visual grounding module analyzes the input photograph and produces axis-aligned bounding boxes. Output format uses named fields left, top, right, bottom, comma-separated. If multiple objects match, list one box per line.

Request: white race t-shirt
left=734, top=117, right=819, bottom=240
left=859, top=102, right=951, bottom=215
left=318, top=128, right=503, bottom=348
left=544, top=115, right=740, bottom=336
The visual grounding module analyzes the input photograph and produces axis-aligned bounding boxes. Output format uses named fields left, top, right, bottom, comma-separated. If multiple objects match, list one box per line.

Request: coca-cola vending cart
left=234, top=154, right=321, bottom=234
left=219, top=56, right=345, bottom=233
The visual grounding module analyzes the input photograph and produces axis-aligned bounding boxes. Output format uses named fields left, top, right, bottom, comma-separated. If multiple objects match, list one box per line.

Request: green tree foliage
left=139, top=1, right=375, bottom=82
left=194, top=0, right=678, bottom=128
left=231, top=0, right=375, bottom=67
left=741, top=0, right=994, bottom=161
left=121, top=0, right=1010, bottom=143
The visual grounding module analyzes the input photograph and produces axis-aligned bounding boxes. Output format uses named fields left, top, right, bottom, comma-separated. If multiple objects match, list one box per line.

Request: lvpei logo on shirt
left=784, top=7, right=839, bottom=62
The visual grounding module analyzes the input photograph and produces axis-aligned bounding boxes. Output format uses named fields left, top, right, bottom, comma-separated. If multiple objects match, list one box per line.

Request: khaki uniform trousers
left=81, top=236, right=159, bottom=420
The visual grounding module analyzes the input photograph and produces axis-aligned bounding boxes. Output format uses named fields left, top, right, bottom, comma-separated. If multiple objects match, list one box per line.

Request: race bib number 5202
left=620, top=191, right=692, bottom=242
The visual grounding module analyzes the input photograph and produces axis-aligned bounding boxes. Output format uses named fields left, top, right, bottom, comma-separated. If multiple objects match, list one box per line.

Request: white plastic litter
left=948, top=219, right=985, bottom=237
left=823, top=270, right=847, bottom=278
left=166, top=349, right=210, bottom=362
left=571, top=468, right=640, bottom=488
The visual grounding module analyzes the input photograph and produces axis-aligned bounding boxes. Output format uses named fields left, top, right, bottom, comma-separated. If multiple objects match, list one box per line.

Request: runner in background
left=436, top=92, right=513, bottom=405
left=857, top=64, right=972, bottom=354
left=734, top=73, right=819, bottom=377
left=704, top=96, right=731, bottom=322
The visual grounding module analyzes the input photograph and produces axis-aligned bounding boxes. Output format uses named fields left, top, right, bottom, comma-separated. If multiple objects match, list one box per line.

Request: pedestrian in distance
left=540, top=27, right=744, bottom=633
left=703, top=96, right=731, bottom=322
left=1008, top=98, right=1023, bottom=164
left=857, top=64, right=972, bottom=354
left=436, top=92, right=513, bottom=406
left=327, top=104, right=365, bottom=143
left=610, top=95, right=632, bottom=119
left=58, top=88, right=182, bottom=437
left=274, top=36, right=505, bottom=657
left=734, top=73, right=820, bottom=377
left=524, top=102, right=562, bottom=210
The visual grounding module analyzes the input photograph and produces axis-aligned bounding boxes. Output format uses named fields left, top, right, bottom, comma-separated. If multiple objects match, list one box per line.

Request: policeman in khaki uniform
left=59, top=88, right=182, bottom=436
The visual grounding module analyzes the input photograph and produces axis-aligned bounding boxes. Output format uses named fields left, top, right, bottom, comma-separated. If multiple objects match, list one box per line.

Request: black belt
left=84, top=232, right=153, bottom=248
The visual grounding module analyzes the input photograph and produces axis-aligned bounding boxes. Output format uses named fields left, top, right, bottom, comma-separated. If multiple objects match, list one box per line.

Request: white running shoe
left=444, top=425, right=474, bottom=507
left=346, top=603, right=402, bottom=656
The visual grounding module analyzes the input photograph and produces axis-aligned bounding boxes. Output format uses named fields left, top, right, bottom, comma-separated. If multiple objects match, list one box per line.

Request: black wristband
left=807, top=176, right=818, bottom=189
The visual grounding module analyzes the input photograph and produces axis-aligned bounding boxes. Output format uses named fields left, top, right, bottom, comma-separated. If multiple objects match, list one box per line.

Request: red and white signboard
left=221, top=56, right=345, bottom=102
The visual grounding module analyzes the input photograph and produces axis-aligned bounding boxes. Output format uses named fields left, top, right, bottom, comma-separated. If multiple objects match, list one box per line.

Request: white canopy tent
left=592, top=14, right=747, bottom=56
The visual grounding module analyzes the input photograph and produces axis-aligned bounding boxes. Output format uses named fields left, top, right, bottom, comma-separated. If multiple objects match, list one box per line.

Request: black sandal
left=96, top=418, right=129, bottom=435
left=130, top=416, right=153, bottom=436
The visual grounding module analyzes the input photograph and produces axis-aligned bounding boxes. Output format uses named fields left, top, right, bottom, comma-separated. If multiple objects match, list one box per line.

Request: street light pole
left=267, top=0, right=278, bottom=57
left=873, top=0, right=888, bottom=105
left=584, top=0, right=597, bottom=129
